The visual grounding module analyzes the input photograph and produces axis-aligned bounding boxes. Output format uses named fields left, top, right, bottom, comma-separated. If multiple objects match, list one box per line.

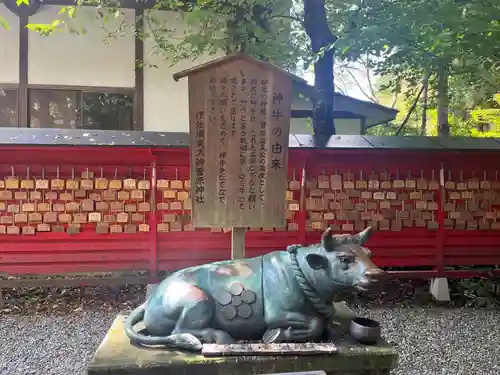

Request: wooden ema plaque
left=0, top=167, right=151, bottom=236
left=174, top=54, right=292, bottom=230
left=305, top=169, right=441, bottom=232
left=443, top=169, right=500, bottom=230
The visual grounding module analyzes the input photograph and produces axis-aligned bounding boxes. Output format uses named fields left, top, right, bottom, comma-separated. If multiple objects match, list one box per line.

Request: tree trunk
left=390, top=79, right=400, bottom=109
left=437, top=66, right=449, bottom=137
left=420, top=73, right=429, bottom=136
left=303, top=0, right=336, bottom=147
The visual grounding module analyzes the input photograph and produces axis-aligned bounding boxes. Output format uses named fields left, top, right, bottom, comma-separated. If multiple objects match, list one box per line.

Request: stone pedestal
left=87, top=313, right=398, bottom=375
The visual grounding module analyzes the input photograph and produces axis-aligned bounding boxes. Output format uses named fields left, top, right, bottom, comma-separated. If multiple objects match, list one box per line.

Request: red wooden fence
left=1, top=145, right=500, bottom=283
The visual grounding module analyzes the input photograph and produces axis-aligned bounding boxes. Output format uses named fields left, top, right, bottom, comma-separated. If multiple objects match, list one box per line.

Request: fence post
left=297, top=151, right=308, bottom=245
left=436, top=162, right=446, bottom=274
left=148, top=151, right=158, bottom=280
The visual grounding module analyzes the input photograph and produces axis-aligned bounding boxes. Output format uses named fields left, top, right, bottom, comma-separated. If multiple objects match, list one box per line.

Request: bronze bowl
left=349, top=317, right=381, bottom=345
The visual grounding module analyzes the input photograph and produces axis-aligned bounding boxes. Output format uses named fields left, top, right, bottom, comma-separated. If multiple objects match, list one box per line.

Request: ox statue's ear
left=351, top=226, right=374, bottom=245
left=306, top=253, right=329, bottom=270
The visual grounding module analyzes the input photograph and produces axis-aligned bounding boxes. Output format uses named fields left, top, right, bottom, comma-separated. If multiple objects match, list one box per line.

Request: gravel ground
left=0, top=311, right=116, bottom=375
left=357, top=307, right=500, bottom=375
left=1, top=306, right=500, bottom=375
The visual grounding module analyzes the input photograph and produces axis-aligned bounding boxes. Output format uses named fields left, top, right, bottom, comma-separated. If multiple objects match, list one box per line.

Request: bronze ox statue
left=125, top=226, right=385, bottom=351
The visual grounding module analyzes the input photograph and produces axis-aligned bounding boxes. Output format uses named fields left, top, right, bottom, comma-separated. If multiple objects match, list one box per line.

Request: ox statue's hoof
left=262, top=328, right=287, bottom=343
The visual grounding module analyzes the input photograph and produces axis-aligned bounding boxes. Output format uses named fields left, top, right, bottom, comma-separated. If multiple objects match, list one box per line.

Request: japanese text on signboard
left=187, top=59, right=292, bottom=228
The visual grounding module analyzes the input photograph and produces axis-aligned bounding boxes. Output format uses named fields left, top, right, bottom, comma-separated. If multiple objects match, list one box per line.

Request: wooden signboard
left=174, top=54, right=293, bottom=258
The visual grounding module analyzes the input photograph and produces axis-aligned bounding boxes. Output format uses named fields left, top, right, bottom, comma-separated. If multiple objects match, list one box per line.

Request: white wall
left=292, top=90, right=394, bottom=128
left=336, top=119, right=362, bottom=134
left=290, top=94, right=363, bottom=134
left=290, top=118, right=311, bottom=134
left=0, top=5, right=376, bottom=134
left=0, top=5, right=20, bottom=84
left=28, top=5, right=135, bottom=87
left=143, top=10, right=221, bottom=132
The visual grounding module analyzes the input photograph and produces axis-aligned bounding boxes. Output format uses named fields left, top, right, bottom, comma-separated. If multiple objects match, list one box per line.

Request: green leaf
left=0, top=16, right=11, bottom=30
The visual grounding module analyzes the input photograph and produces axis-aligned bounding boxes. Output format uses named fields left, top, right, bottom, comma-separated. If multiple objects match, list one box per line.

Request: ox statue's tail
left=124, top=302, right=203, bottom=351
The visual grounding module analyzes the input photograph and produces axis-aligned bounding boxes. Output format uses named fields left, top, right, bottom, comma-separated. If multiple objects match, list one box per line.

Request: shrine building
left=0, top=1, right=398, bottom=133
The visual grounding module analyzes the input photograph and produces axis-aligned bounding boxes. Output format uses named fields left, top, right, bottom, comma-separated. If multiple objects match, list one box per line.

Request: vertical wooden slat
left=436, top=162, right=446, bottom=273
left=360, top=117, right=367, bottom=135
left=297, top=164, right=307, bottom=244
left=18, top=12, right=28, bottom=127
left=76, top=91, right=83, bottom=128
left=133, top=7, right=144, bottom=131
left=148, top=152, right=158, bottom=275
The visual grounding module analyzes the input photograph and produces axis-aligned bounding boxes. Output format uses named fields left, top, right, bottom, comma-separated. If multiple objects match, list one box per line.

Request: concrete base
left=430, top=277, right=451, bottom=302
left=87, top=313, right=398, bottom=375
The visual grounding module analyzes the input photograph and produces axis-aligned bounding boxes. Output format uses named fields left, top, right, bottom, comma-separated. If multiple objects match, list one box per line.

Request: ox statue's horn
left=321, top=227, right=350, bottom=250
left=321, top=227, right=334, bottom=248
left=351, top=226, right=373, bottom=245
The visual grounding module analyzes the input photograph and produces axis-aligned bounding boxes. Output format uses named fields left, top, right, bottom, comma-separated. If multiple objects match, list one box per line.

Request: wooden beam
left=360, top=117, right=367, bottom=135
left=26, top=84, right=135, bottom=94
left=18, top=11, right=28, bottom=127
left=291, top=109, right=364, bottom=119
left=30, top=0, right=142, bottom=9
left=134, top=7, right=144, bottom=131
left=36, top=0, right=196, bottom=10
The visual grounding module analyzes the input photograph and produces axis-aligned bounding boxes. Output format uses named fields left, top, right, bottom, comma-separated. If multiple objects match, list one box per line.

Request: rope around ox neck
left=287, top=245, right=334, bottom=319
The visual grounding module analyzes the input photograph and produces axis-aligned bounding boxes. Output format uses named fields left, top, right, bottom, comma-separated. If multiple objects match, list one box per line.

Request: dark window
left=29, top=89, right=134, bottom=130
left=477, top=122, right=492, bottom=132
left=82, top=92, right=133, bottom=130
left=29, top=89, right=79, bottom=129
left=0, top=88, right=18, bottom=127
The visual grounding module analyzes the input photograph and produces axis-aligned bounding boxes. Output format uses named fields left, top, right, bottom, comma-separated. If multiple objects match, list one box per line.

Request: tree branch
left=390, top=92, right=398, bottom=108
left=395, top=83, right=426, bottom=136
left=363, top=56, right=379, bottom=104
left=334, top=83, right=347, bottom=95
left=420, top=72, right=430, bottom=135
left=346, top=69, right=378, bottom=103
